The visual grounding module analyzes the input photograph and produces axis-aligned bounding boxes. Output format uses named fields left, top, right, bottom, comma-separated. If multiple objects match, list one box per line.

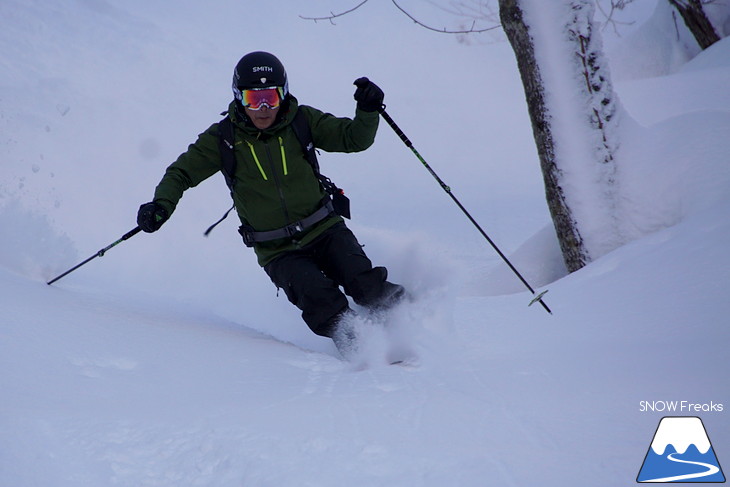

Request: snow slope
left=2, top=1, right=728, bottom=485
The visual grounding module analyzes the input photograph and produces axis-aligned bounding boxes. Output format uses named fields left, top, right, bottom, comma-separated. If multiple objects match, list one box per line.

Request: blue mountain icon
left=638, top=417, right=725, bottom=483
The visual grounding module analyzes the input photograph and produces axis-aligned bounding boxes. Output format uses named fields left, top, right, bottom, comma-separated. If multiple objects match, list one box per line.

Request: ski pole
left=47, top=226, right=142, bottom=285
left=377, top=105, right=552, bottom=315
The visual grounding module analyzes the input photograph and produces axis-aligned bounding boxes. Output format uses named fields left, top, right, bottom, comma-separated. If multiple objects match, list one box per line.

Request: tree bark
left=499, top=0, right=589, bottom=272
left=669, top=0, right=721, bottom=50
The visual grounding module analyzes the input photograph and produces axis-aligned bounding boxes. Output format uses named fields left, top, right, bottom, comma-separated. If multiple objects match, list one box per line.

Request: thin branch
left=300, top=0, right=500, bottom=34
left=425, top=0, right=500, bottom=25
left=596, top=0, right=636, bottom=35
left=299, top=0, right=369, bottom=24
left=391, top=0, right=501, bottom=33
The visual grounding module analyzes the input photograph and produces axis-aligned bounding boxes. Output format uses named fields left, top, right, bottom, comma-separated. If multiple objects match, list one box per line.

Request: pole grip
left=122, top=226, right=142, bottom=240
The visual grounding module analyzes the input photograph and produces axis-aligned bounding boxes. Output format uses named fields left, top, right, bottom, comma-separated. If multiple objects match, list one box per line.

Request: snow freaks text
left=639, top=401, right=724, bottom=413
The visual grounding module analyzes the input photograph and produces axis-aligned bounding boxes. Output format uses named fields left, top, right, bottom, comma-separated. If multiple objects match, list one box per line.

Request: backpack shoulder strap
left=217, top=115, right=236, bottom=193
left=289, top=108, right=351, bottom=219
left=289, top=109, right=321, bottom=175
left=205, top=115, right=237, bottom=237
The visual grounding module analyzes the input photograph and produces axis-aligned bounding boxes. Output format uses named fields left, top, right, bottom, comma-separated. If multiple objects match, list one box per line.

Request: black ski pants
left=264, top=222, right=396, bottom=338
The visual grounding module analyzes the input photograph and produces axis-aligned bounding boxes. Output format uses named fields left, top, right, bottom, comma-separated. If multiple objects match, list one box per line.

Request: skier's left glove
left=137, top=201, right=169, bottom=233
left=353, top=77, right=384, bottom=112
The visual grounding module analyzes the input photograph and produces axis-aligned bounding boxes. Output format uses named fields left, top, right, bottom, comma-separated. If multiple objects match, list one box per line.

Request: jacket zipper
left=246, top=141, right=268, bottom=181
left=278, top=137, right=288, bottom=176
left=263, top=140, right=292, bottom=226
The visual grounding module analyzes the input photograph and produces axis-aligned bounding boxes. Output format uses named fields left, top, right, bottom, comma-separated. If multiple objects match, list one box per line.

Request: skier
left=136, top=51, right=405, bottom=356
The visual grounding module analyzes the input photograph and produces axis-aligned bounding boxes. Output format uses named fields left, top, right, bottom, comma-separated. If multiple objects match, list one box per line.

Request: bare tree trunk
left=669, top=0, right=721, bottom=49
left=499, top=0, right=624, bottom=273
left=499, top=0, right=589, bottom=272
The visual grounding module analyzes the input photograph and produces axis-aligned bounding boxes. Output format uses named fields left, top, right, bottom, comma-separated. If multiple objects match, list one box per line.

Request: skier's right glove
left=353, top=77, right=384, bottom=112
left=137, top=201, right=169, bottom=233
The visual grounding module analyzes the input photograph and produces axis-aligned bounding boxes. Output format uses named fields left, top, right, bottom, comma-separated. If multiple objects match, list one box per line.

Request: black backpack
left=204, top=109, right=350, bottom=238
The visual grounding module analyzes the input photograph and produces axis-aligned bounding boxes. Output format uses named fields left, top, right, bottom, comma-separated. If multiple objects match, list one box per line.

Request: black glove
left=353, top=77, right=384, bottom=112
left=137, top=201, right=169, bottom=233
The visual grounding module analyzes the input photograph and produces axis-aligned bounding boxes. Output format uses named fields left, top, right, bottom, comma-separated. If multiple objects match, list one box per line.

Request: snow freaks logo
left=637, top=416, right=726, bottom=483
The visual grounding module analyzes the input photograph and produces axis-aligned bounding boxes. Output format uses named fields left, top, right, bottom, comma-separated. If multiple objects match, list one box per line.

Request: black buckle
left=238, top=225, right=256, bottom=247
left=287, top=222, right=304, bottom=236
left=332, top=190, right=351, bottom=219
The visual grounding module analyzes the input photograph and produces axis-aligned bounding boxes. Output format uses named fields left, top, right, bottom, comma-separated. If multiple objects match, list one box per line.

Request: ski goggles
left=240, top=87, right=283, bottom=110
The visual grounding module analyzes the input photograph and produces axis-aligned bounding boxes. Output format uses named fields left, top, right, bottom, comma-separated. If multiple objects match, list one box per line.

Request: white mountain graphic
left=650, top=417, right=711, bottom=455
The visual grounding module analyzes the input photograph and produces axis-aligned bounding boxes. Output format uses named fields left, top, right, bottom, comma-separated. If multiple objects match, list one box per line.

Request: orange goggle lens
left=241, top=87, right=281, bottom=110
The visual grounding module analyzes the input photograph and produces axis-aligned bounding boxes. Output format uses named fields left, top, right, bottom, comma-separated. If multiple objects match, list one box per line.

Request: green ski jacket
left=152, top=97, right=379, bottom=266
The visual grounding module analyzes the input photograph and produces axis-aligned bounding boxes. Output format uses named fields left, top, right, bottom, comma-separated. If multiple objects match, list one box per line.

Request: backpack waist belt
left=239, top=200, right=335, bottom=247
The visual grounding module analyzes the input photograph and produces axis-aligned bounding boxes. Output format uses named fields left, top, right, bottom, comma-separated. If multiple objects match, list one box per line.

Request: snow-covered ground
left=1, top=1, right=728, bottom=485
